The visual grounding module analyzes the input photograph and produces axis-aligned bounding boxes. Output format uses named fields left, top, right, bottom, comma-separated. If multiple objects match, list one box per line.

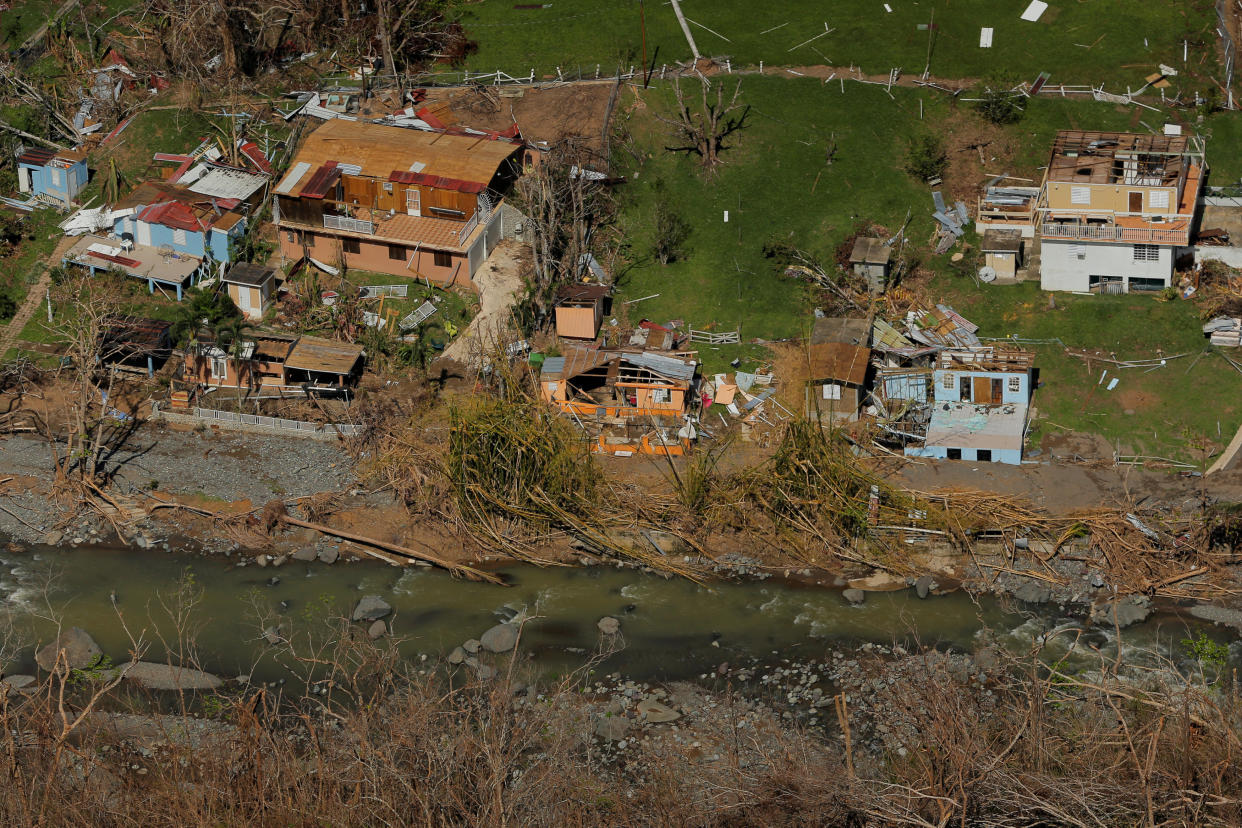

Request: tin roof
left=806, top=342, right=871, bottom=385
left=285, top=119, right=521, bottom=187
left=223, top=262, right=276, bottom=287
left=810, top=316, right=870, bottom=346
left=849, top=236, right=891, bottom=265
left=285, top=336, right=364, bottom=375
left=541, top=349, right=696, bottom=384
left=187, top=165, right=269, bottom=202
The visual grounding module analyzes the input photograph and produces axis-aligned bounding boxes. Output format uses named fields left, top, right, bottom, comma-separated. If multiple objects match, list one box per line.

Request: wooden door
left=1128, top=191, right=1143, bottom=213
left=990, top=378, right=1003, bottom=404
left=972, top=377, right=991, bottom=403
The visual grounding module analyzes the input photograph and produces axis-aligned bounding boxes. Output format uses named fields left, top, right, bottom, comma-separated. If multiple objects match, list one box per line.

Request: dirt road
left=440, top=240, right=527, bottom=367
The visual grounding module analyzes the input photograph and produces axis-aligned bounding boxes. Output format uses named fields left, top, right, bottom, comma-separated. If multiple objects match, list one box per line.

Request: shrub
left=904, top=134, right=948, bottom=181
left=975, top=86, right=1024, bottom=125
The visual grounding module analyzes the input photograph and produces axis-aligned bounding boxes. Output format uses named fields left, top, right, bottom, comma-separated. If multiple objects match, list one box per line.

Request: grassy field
left=460, top=0, right=1217, bottom=89
left=932, top=279, right=1241, bottom=461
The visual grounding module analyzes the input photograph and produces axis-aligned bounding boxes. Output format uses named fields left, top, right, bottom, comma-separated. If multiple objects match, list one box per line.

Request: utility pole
left=639, top=0, right=649, bottom=87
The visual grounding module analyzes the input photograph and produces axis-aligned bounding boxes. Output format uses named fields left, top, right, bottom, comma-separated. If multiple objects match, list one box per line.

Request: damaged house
left=903, top=347, right=1035, bottom=465
left=17, top=148, right=88, bottom=207
left=1037, top=130, right=1204, bottom=293
left=539, top=349, right=698, bottom=422
left=273, top=119, right=523, bottom=288
left=183, top=331, right=364, bottom=393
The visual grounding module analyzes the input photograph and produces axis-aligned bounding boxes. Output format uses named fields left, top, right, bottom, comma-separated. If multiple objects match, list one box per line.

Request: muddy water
left=1, top=544, right=1236, bottom=683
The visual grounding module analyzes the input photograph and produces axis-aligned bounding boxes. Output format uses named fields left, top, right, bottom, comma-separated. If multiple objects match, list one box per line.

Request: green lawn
left=461, top=0, right=1216, bottom=89
left=933, top=279, right=1240, bottom=461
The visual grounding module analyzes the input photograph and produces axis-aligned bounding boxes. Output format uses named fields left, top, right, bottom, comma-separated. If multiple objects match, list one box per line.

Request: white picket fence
left=152, top=402, right=364, bottom=438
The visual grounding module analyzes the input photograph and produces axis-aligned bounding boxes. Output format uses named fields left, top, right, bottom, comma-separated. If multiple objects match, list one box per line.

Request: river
left=1, top=542, right=1238, bottom=684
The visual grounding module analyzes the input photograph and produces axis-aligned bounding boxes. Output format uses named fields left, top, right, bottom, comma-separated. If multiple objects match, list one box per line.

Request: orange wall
left=555, top=305, right=600, bottom=340
left=279, top=230, right=474, bottom=291
left=184, top=353, right=288, bottom=388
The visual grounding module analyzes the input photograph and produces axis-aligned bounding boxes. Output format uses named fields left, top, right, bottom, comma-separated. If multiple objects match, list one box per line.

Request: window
left=388, top=244, right=406, bottom=261
left=1149, top=190, right=1170, bottom=209
left=433, top=251, right=452, bottom=268
left=947, top=449, right=962, bottom=461
left=651, top=388, right=671, bottom=404
left=382, top=181, right=393, bottom=193
left=1070, top=186, right=1090, bottom=205
left=941, top=373, right=956, bottom=391
left=172, top=228, right=187, bottom=246
left=286, top=230, right=297, bottom=243
left=343, top=237, right=360, bottom=254
left=50, top=167, right=62, bottom=187
left=822, top=383, right=842, bottom=400
left=976, top=450, right=993, bottom=462
left=1133, top=244, right=1159, bottom=262
left=1007, top=375, right=1021, bottom=393
left=210, top=355, right=228, bottom=380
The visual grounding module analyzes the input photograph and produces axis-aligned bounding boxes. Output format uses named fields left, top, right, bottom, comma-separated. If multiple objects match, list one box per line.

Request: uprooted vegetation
left=2, top=607, right=1239, bottom=827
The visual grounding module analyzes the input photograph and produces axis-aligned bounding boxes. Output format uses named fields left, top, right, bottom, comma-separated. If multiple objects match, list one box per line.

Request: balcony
left=323, top=214, right=375, bottom=234
left=1039, top=222, right=1189, bottom=245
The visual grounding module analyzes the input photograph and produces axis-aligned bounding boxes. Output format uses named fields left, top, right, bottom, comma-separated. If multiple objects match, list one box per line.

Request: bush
left=650, top=180, right=691, bottom=265
left=904, top=134, right=948, bottom=181
left=975, top=86, right=1024, bottom=125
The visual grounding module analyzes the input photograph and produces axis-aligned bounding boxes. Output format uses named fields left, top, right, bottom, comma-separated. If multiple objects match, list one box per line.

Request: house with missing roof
left=1037, top=130, right=1204, bottom=293
left=183, top=330, right=364, bottom=393
left=538, top=349, right=699, bottom=421
left=273, top=119, right=523, bottom=289
left=17, top=148, right=88, bottom=206
left=554, top=283, right=611, bottom=341
left=904, top=347, right=1034, bottom=465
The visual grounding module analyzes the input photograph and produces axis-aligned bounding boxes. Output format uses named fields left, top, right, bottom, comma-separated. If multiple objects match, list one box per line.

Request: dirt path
left=0, top=235, right=76, bottom=358
left=439, top=240, right=527, bottom=367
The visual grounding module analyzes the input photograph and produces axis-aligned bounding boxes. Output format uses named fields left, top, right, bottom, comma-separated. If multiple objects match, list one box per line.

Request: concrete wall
left=1046, top=180, right=1178, bottom=214
left=1194, top=246, right=1242, bottom=268
left=1040, top=239, right=1173, bottom=292
left=22, top=160, right=87, bottom=202
left=905, top=445, right=1023, bottom=465
left=934, top=370, right=1029, bottom=404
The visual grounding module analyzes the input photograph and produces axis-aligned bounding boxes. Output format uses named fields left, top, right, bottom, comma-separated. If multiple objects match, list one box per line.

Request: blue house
left=113, top=180, right=246, bottom=266
left=16, top=148, right=88, bottom=205
left=905, top=348, right=1034, bottom=465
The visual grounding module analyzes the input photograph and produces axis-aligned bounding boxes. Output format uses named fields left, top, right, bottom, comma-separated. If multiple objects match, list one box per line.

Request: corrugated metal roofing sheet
left=299, top=163, right=341, bottom=199
left=188, top=166, right=268, bottom=201
left=276, top=162, right=312, bottom=194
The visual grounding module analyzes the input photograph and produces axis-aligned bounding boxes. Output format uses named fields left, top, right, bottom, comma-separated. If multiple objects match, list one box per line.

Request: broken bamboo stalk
left=278, top=513, right=505, bottom=585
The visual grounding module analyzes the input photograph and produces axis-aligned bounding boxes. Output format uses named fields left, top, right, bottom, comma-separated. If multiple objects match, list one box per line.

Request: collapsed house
left=1036, top=130, right=1204, bottom=293
left=273, top=119, right=523, bottom=288
left=98, top=316, right=173, bottom=377
left=884, top=347, right=1034, bottom=465
left=538, top=349, right=698, bottom=421
left=183, top=331, right=364, bottom=393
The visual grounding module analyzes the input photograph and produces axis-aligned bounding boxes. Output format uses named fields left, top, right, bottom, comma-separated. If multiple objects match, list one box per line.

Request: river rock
left=594, top=714, right=630, bottom=741
left=134, top=534, right=152, bottom=549
left=121, top=662, right=223, bottom=691
left=43, top=530, right=63, bottom=546
left=843, top=589, right=866, bottom=605
left=352, top=595, right=391, bottom=622
left=3, top=675, right=36, bottom=696
left=35, top=627, right=103, bottom=672
left=367, top=620, right=387, bottom=640
left=915, top=575, right=937, bottom=599
left=1187, top=604, right=1242, bottom=630
left=597, top=616, right=621, bottom=635
left=447, top=646, right=466, bottom=665
left=475, top=663, right=495, bottom=681
left=1011, top=581, right=1053, bottom=604
left=1092, top=595, right=1151, bottom=628
left=272, top=555, right=288, bottom=568
left=480, top=623, right=519, bottom=653
left=292, top=548, right=318, bottom=562
left=255, top=555, right=269, bottom=568
left=317, top=547, right=339, bottom=564
left=462, top=639, right=481, bottom=654
left=637, top=697, right=680, bottom=723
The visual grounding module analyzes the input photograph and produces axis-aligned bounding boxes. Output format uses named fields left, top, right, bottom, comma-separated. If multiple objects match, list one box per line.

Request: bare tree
left=656, top=77, right=749, bottom=176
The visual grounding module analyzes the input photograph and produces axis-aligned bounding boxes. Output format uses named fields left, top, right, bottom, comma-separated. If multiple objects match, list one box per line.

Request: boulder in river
left=597, top=616, right=621, bottom=635
left=1091, top=595, right=1151, bottom=629
left=292, top=548, right=318, bottom=562
left=915, top=575, right=938, bottom=600
left=35, top=627, right=103, bottom=672
left=462, top=638, right=481, bottom=654
left=367, top=620, right=387, bottom=640
left=3, top=675, right=37, bottom=696
left=121, top=662, right=223, bottom=691
left=637, top=697, right=680, bottom=723
left=480, top=623, right=519, bottom=653
left=1011, top=581, right=1053, bottom=604
left=842, top=589, right=866, bottom=605
left=352, top=595, right=392, bottom=622
left=317, top=547, right=339, bottom=564
left=447, top=646, right=466, bottom=665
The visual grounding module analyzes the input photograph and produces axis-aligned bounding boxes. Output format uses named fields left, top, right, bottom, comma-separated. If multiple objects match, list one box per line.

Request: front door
left=990, top=378, right=1003, bottom=404
left=406, top=188, right=421, bottom=217
left=972, top=377, right=992, bottom=404
left=1128, top=191, right=1143, bottom=213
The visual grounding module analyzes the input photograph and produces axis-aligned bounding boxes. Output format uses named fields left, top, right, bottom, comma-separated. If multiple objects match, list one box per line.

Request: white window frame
left=172, top=228, right=187, bottom=246
left=1149, top=190, right=1170, bottom=210
left=822, top=383, right=842, bottom=400
left=1133, top=244, right=1159, bottom=262
left=1070, top=186, right=1090, bottom=205
left=1007, top=375, right=1021, bottom=393
left=941, top=373, right=956, bottom=391
left=382, top=181, right=393, bottom=193
left=651, top=387, right=672, bottom=404
left=209, top=355, right=228, bottom=380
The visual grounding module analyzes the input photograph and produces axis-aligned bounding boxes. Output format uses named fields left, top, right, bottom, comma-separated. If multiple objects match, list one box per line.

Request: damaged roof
left=223, top=262, right=276, bottom=287
left=187, top=165, right=269, bottom=202
left=805, top=342, right=871, bottom=386
left=541, top=349, right=696, bottom=384
left=282, top=119, right=522, bottom=188
left=924, top=401, right=1026, bottom=453
left=285, top=336, right=365, bottom=375
left=907, top=305, right=981, bottom=350
left=811, top=316, right=870, bottom=347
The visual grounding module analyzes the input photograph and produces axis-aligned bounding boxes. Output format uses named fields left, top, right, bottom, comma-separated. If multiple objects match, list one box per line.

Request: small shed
left=99, top=316, right=172, bottom=377
left=805, top=342, right=872, bottom=421
left=222, top=262, right=277, bottom=320
left=555, top=283, right=611, bottom=340
left=17, top=148, right=88, bottom=206
left=981, top=229, right=1024, bottom=281
left=284, top=336, right=365, bottom=389
left=848, top=236, right=892, bottom=294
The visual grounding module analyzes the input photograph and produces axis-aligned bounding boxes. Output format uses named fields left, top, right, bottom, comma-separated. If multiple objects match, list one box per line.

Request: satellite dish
left=978, top=265, right=997, bottom=283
